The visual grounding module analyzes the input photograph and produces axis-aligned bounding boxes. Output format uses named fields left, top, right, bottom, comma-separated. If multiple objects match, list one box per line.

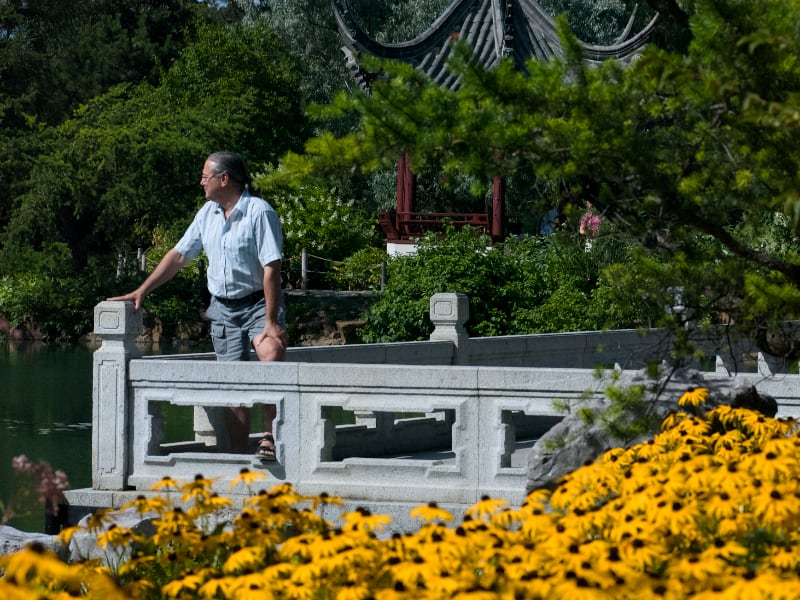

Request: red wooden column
left=396, top=154, right=416, bottom=214
left=395, top=154, right=417, bottom=235
left=492, top=176, right=506, bottom=241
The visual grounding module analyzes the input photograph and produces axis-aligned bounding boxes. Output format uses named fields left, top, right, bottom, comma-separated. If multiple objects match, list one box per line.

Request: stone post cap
left=94, top=301, right=142, bottom=339
left=429, top=293, right=469, bottom=328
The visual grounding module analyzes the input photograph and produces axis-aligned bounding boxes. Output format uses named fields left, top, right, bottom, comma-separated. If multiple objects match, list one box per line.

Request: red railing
left=379, top=211, right=490, bottom=241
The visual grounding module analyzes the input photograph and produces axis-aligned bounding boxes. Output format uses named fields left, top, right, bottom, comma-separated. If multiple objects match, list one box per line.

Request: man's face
left=200, top=160, right=225, bottom=200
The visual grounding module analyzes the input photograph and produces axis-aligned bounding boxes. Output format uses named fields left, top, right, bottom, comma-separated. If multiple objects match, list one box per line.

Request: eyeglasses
left=200, top=172, right=226, bottom=183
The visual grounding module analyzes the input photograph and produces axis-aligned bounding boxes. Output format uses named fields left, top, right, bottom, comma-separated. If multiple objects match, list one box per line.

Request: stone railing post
left=429, top=293, right=470, bottom=365
left=92, top=301, right=141, bottom=490
left=758, top=352, right=787, bottom=377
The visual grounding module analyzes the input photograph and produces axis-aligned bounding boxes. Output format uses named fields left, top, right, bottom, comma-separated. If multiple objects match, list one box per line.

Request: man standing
left=109, top=150, right=285, bottom=460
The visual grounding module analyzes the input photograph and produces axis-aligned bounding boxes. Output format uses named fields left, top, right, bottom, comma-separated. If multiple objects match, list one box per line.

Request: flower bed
left=3, top=390, right=800, bottom=599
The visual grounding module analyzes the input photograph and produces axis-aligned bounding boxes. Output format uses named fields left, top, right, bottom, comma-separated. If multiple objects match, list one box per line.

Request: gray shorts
left=205, top=293, right=286, bottom=361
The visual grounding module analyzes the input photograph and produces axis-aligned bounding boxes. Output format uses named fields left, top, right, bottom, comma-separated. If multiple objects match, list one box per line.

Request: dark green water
left=0, top=343, right=93, bottom=532
left=0, top=341, right=212, bottom=533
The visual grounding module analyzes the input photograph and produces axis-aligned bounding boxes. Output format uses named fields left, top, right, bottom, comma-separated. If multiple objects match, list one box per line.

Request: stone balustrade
left=68, top=293, right=800, bottom=530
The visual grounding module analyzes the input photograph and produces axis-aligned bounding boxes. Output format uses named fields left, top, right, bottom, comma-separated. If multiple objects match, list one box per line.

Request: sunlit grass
left=4, top=393, right=800, bottom=598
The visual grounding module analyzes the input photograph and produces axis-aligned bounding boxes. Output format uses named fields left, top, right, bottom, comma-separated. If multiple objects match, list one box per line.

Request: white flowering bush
left=270, top=186, right=380, bottom=288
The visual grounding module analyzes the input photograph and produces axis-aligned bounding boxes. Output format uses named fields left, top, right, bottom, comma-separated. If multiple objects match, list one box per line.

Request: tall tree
left=539, top=0, right=690, bottom=49
left=263, top=0, right=455, bottom=103
left=0, top=0, right=201, bottom=244
left=0, top=0, right=198, bottom=128
left=0, top=20, right=308, bottom=275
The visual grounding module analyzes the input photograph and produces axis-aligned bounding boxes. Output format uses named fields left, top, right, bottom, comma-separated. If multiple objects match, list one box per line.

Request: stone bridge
left=66, top=294, right=800, bottom=531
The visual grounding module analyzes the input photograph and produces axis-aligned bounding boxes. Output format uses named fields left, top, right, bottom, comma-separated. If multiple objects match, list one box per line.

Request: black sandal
left=255, top=434, right=276, bottom=461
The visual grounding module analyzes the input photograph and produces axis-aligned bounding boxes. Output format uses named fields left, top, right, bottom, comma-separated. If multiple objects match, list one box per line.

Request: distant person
left=579, top=201, right=601, bottom=237
left=579, top=201, right=602, bottom=252
left=108, top=151, right=285, bottom=460
left=539, top=207, right=559, bottom=235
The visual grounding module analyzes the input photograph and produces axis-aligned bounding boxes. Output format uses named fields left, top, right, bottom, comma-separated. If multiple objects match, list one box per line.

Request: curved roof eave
left=332, top=0, right=658, bottom=89
left=580, top=13, right=660, bottom=63
left=333, top=0, right=488, bottom=62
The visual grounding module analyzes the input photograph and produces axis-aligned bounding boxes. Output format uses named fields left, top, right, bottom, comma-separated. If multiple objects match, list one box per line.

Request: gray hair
left=207, top=151, right=253, bottom=188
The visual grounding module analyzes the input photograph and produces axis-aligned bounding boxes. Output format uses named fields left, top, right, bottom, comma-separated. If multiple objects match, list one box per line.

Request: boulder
left=0, top=525, right=59, bottom=557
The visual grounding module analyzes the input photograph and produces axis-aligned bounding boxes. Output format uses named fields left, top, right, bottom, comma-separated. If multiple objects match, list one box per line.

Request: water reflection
left=0, top=342, right=93, bottom=532
left=0, top=340, right=211, bottom=533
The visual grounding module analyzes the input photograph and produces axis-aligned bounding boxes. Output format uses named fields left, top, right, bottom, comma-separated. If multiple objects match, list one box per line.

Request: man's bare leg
left=253, top=334, right=285, bottom=362
left=253, top=334, right=285, bottom=459
left=226, top=407, right=251, bottom=453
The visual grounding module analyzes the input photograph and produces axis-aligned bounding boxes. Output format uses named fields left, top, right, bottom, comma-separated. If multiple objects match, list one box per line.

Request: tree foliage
left=0, top=0, right=198, bottom=129
left=0, top=20, right=308, bottom=276
left=0, top=10, right=313, bottom=339
left=0, top=0, right=201, bottom=239
left=273, top=0, right=800, bottom=357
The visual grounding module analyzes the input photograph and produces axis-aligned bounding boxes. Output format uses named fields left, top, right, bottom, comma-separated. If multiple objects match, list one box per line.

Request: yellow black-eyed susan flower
left=678, top=386, right=709, bottom=408
left=150, top=475, right=180, bottom=492
left=409, top=501, right=454, bottom=524
left=230, top=467, right=268, bottom=489
left=342, top=508, right=392, bottom=533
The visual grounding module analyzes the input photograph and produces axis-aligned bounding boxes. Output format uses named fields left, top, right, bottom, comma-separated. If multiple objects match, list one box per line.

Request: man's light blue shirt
left=174, top=191, right=282, bottom=300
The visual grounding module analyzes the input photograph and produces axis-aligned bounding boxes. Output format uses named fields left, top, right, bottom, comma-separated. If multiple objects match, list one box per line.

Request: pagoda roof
left=332, top=0, right=658, bottom=91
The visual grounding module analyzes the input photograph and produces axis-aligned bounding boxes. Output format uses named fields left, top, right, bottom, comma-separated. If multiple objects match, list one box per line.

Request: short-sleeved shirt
left=174, top=191, right=282, bottom=300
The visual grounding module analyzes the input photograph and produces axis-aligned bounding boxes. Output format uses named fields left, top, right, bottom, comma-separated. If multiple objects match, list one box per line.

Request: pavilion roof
left=332, top=0, right=658, bottom=91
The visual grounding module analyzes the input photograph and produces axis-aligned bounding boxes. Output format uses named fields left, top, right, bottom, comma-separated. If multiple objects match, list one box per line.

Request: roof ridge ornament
left=500, top=0, right=514, bottom=58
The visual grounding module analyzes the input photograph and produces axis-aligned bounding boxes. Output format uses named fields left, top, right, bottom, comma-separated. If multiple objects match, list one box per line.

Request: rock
left=65, top=507, right=240, bottom=566
left=0, top=525, right=59, bottom=557
left=731, top=382, right=778, bottom=417
left=525, top=368, right=776, bottom=494
left=67, top=511, right=158, bottom=564
left=337, top=320, right=365, bottom=344
left=0, top=507, right=240, bottom=566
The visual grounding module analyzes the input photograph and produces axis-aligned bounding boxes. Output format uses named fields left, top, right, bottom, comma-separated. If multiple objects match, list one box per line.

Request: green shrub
left=359, top=225, right=665, bottom=342
left=360, top=226, right=510, bottom=342
left=0, top=271, right=102, bottom=342
left=0, top=274, right=51, bottom=329
left=270, top=186, right=381, bottom=288
left=331, top=247, right=388, bottom=291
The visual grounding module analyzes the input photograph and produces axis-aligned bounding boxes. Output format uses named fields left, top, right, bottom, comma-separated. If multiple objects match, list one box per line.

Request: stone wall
left=285, top=290, right=377, bottom=346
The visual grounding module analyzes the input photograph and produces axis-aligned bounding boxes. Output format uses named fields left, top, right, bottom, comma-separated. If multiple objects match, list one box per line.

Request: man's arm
left=262, top=259, right=284, bottom=337
left=107, top=248, right=189, bottom=310
left=253, top=259, right=286, bottom=360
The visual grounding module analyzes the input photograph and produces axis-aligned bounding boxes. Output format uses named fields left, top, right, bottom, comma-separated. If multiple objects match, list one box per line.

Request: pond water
left=0, top=341, right=211, bottom=533
left=0, top=343, right=93, bottom=532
